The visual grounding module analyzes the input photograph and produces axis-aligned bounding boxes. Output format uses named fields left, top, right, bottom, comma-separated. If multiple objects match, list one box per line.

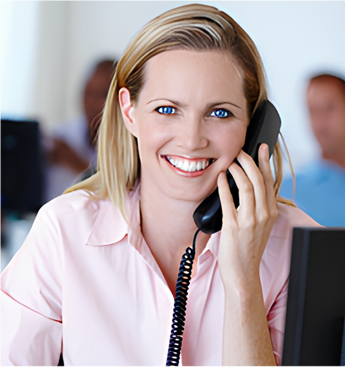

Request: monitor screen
left=1, top=118, right=44, bottom=213
left=282, top=227, right=345, bottom=366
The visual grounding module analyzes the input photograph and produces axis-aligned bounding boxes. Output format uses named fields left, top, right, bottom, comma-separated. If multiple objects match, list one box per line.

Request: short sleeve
left=1, top=204, right=63, bottom=365
left=267, top=279, right=289, bottom=366
left=1, top=291, right=62, bottom=366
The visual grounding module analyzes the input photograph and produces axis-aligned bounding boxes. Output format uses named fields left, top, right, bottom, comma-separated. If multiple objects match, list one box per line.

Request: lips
left=164, top=155, right=215, bottom=173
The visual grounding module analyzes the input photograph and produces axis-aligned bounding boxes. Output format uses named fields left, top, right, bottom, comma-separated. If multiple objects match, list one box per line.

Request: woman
left=1, top=4, right=318, bottom=366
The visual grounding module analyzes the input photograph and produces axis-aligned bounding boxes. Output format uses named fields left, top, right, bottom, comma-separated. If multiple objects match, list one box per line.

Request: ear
left=119, top=87, right=138, bottom=137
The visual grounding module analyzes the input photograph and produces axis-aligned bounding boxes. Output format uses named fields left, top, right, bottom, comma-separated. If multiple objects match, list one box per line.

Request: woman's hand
left=217, top=143, right=279, bottom=292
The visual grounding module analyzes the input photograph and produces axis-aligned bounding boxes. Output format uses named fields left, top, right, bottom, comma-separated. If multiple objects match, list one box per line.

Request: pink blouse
left=1, top=187, right=319, bottom=365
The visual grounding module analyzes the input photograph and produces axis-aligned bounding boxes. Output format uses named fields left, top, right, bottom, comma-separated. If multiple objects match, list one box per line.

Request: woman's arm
left=218, top=143, right=279, bottom=366
left=221, top=275, right=276, bottom=365
left=1, top=291, right=62, bottom=366
left=1, top=205, right=63, bottom=366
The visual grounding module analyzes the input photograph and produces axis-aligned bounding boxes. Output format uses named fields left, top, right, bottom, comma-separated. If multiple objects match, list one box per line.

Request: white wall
left=31, top=2, right=69, bottom=130
left=1, top=1, right=345, bottom=174
left=1, top=1, right=68, bottom=130
left=1, top=1, right=41, bottom=118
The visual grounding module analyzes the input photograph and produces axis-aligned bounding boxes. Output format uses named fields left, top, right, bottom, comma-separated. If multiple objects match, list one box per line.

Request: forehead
left=139, top=49, right=245, bottom=103
left=308, top=78, right=345, bottom=99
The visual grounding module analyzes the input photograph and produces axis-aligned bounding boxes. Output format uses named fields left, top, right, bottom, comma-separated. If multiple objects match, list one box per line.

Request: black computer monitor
left=282, top=227, right=345, bottom=366
left=1, top=118, right=44, bottom=213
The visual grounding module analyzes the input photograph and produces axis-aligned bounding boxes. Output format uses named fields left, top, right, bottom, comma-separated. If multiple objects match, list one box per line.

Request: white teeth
left=182, top=160, right=189, bottom=172
left=189, top=161, right=197, bottom=172
left=166, top=156, right=211, bottom=172
left=177, top=160, right=185, bottom=170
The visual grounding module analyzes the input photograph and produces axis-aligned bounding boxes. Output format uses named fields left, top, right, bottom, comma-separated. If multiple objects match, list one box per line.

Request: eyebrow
left=207, top=101, right=242, bottom=109
left=147, top=98, right=187, bottom=107
left=147, top=98, right=242, bottom=109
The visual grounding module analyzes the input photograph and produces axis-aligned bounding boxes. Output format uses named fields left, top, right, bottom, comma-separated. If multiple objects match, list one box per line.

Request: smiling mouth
left=164, top=155, right=215, bottom=173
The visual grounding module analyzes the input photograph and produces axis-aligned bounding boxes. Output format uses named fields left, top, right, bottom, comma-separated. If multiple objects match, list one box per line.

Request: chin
left=167, top=182, right=217, bottom=205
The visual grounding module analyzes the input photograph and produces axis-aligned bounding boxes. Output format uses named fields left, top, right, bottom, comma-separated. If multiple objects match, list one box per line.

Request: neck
left=139, top=180, right=210, bottom=294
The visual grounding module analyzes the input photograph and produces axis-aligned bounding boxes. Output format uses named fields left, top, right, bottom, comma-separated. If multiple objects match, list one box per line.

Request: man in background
left=280, top=73, right=345, bottom=227
left=44, top=58, right=117, bottom=202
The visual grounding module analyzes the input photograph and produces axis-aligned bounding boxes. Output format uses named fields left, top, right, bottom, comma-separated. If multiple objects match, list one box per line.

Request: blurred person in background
left=280, top=73, right=345, bottom=227
left=43, top=58, right=117, bottom=202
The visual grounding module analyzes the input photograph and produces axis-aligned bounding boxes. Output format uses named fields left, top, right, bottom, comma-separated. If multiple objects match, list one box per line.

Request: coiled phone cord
left=166, top=228, right=200, bottom=366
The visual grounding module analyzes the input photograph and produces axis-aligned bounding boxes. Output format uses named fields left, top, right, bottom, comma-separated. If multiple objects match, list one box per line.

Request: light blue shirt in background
left=279, top=159, right=345, bottom=227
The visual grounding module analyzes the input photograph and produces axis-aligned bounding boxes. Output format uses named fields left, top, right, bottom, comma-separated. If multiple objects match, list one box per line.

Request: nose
left=176, top=115, right=209, bottom=151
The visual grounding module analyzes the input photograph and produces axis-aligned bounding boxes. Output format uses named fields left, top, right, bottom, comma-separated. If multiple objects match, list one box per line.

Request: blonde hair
left=65, top=3, right=295, bottom=218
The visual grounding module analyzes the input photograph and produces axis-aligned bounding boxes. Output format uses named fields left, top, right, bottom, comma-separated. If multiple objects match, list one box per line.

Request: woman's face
left=120, top=49, right=249, bottom=204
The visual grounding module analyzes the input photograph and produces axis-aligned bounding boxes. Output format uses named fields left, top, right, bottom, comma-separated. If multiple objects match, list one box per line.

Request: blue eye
left=156, top=106, right=176, bottom=114
left=210, top=109, right=231, bottom=118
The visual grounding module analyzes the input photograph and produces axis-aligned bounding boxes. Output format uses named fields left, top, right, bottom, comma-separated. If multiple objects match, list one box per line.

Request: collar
left=85, top=184, right=221, bottom=258
left=203, top=231, right=221, bottom=258
left=86, top=187, right=141, bottom=247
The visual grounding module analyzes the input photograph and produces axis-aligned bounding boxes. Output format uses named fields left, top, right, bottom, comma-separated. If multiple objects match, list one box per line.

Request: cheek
left=135, top=124, right=170, bottom=160
left=332, top=111, right=345, bottom=133
left=216, top=125, right=247, bottom=162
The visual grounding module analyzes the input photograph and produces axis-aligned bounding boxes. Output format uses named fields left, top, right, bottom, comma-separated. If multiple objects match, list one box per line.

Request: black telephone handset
left=166, top=100, right=281, bottom=366
left=193, top=100, right=282, bottom=235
